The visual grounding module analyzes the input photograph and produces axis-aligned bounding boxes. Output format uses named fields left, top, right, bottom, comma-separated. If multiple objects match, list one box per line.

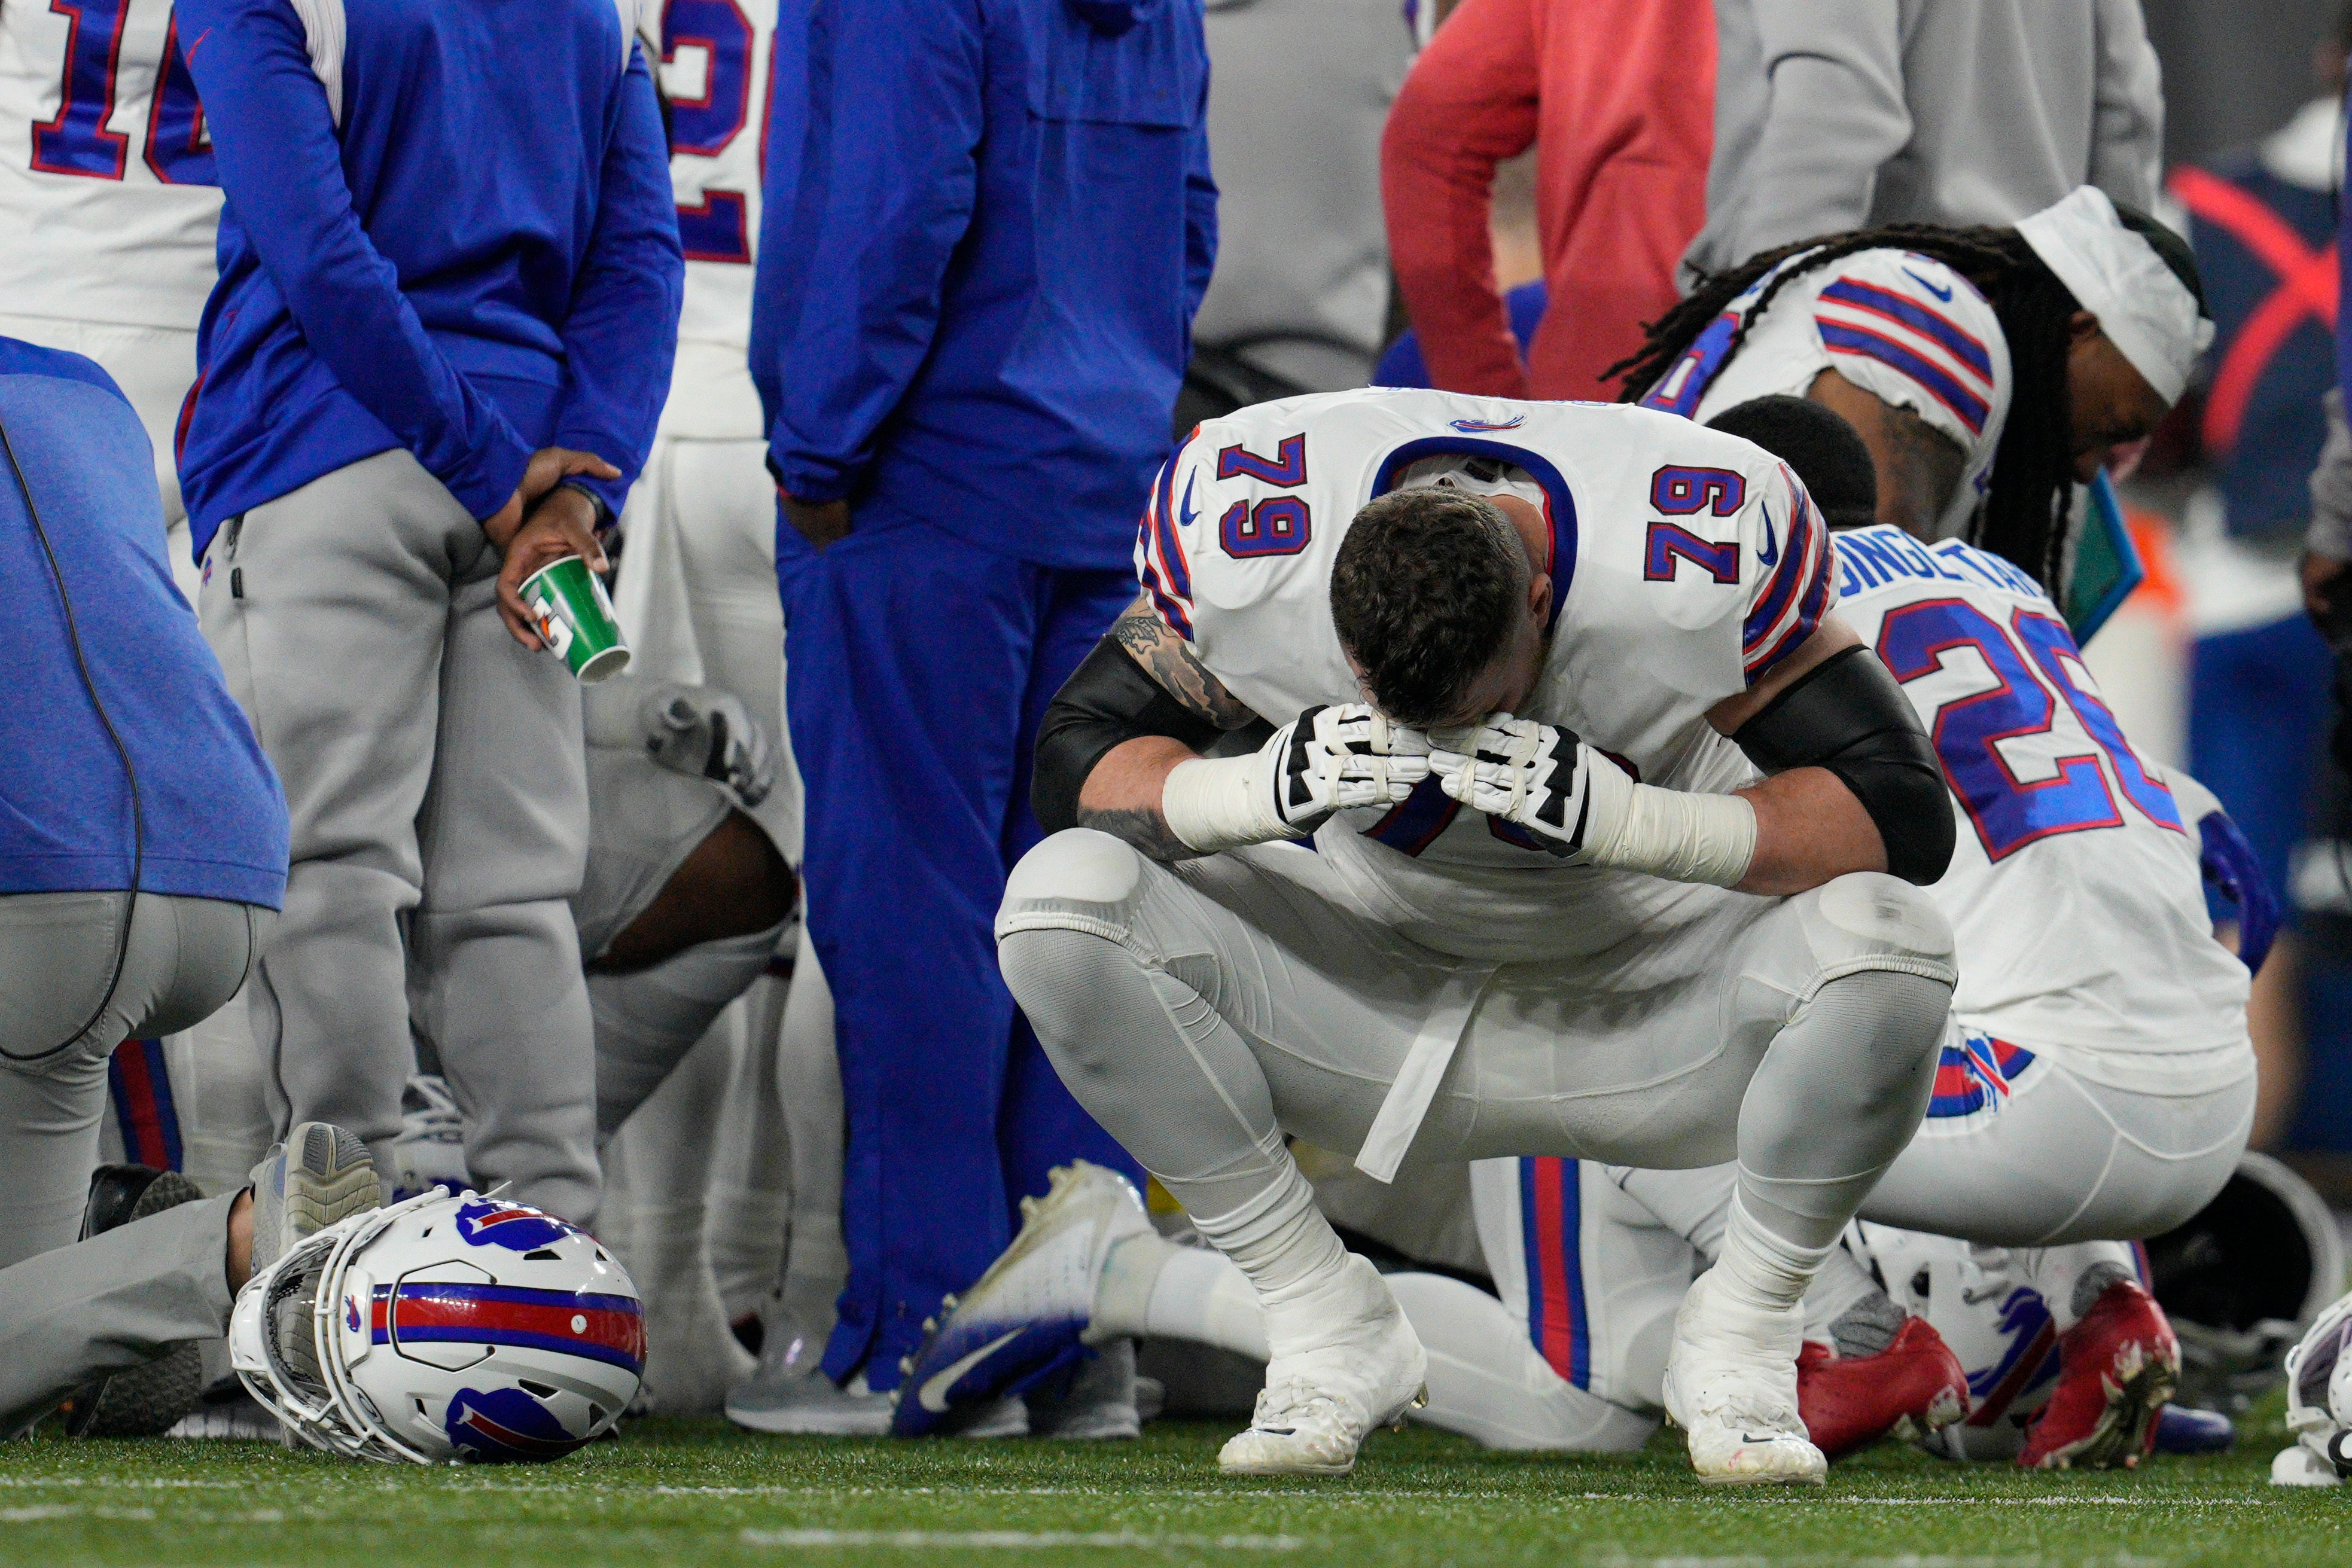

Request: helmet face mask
left=230, top=1189, right=644, bottom=1465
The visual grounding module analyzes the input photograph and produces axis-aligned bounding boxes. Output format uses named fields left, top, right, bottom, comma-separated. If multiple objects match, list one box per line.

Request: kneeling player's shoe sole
left=892, top=1161, right=1152, bottom=1438
left=250, top=1122, right=380, bottom=1279
left=2018, top=1278, right=2177, bottom=1470
left=1664, top=1267, right=1827, bottom=1486
left=1797, top=1314, right=1970, bottom=1460
left=65, top=1166, right=208, bottom=1437
left=1217, top=1253, right=1428, bottom=1477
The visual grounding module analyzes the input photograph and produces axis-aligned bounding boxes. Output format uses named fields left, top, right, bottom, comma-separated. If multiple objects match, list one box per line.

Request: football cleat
left=249, top=1122, right=381, bottom=1278
left=891, top=1161, right=1153, bottom=1438
left=1663, top=1267, right=1827, bottom=1485
left=389, top=1075, right=471, bottom=1202
left=1796, top=1314, right=1970, bottom=1460
left=65, top=1166, right=208, bottom=1438
left=2152, top=1404, right=2235, bottom=1454
left=1216, top=1253, right=1428, bottom=1477
left=2274, top=1442, right=2345, bottom=1485
left=725, top=1326, right=893, bottom=1437
left=2016, top=1277, right=2178, bottom=1469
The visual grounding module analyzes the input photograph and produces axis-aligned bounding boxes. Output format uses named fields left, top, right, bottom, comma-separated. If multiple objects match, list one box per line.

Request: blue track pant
left=777, top=505, right=1144, bottom=1389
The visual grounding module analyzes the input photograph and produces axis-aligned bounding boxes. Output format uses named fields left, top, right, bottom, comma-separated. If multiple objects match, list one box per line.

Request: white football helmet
left=230, top=1188, right=644, bottom=1463
left=2278, top=1291, right=2352, bottom=1484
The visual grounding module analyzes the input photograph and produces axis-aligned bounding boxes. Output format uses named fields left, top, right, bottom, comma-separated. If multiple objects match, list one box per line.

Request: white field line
left=741, top=1528, right=1304, bottom=1551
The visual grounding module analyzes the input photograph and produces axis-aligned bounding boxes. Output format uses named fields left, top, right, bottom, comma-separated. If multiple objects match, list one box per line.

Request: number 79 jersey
left=1832, top=525, right=2249, bottom=1079
left=0, top=0, right=220, bottom=331
left=1137, top=388, right=1834, bottom=962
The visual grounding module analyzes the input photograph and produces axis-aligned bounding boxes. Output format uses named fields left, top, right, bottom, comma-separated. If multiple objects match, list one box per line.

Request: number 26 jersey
left=1138, top=388, right=1834, bottom=964
left=1832, top=524, right=2249, bottom=1086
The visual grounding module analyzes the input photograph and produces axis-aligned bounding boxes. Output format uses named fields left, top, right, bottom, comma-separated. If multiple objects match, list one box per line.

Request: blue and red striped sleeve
left=1741, top=465, right=1833, bottom=684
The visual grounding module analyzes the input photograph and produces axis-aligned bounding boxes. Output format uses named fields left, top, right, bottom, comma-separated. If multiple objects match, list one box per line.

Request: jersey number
left=662, top=0, right=755, bottom=263
left=1876, top=598, right=2179, bottom=862
left=1215, top=434, right=1312, bottom=558
left=29, top=1, right=212, bottom=185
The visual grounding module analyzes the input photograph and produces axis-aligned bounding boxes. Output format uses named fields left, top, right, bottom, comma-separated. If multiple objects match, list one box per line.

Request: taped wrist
left=1160, top=752, right=1296, bottom=854
left=1034, top=637, right=1223, bottom=834
left=1732, top=645, right=1954, bottom=885
left=1579, top=767, right=1759, bottom=887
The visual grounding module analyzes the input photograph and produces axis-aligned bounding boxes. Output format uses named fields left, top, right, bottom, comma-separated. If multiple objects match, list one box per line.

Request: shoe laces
left=399, top=1077, right=464, bottom=1143
left=1252, top=1375, right=1349, bottom=1433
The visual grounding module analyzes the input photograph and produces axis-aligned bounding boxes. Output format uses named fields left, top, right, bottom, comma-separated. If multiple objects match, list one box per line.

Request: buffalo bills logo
left=454, top=1199, right=576, bottom=1252
left=444, top=1386, right=589, bottom=1463
left=345, top=1295, right=362, bottom=1333
left=1449, top=416, right=1525, bottom=432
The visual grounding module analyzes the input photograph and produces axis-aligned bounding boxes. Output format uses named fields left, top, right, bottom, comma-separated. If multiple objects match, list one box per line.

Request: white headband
left=2015, top=185, right=2213, bottom=404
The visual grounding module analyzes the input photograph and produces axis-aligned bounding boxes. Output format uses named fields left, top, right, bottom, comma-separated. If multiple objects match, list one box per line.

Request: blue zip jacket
left=754, top=0, right=1215, bottom=572
left=175, top=0, right=683, bottom=560
left=0, top=339, right=288, bottom=908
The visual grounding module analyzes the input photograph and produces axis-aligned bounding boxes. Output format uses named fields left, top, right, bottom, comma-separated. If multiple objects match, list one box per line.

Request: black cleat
left=64, top=1166, right=209, bottom=1438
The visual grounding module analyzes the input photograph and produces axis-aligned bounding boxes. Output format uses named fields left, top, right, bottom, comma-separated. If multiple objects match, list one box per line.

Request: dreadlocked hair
left=1604, top=223, right=2086, bottom=593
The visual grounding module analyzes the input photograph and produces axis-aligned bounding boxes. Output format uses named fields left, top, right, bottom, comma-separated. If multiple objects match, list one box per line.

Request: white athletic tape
left=1580, top=765, right=1757, bottom=889
left=1160, top=754, right=1294, bottom=855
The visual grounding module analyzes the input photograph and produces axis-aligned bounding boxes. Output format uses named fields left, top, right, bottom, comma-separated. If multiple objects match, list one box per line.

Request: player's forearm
left=1074, top=736, right=1208, bottom=863
left=553, top=51, right=684, bottom=512
left=1733, top=767, right=1888, bottom=895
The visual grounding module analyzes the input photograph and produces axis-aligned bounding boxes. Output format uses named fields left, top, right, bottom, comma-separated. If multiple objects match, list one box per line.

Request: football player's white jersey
left=1641, top=249, right=2011, bottom=540
left=1832, top=524, right=2250, bottom=1090
left=649, top=0, right=772, bottom=438
left=1142, top=388, right=1835, bottom=965
left=0, top=0, right=220, bottom=330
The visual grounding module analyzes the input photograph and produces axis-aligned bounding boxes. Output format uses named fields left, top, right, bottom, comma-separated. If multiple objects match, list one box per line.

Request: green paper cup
left=520, top=555, right=630, bottom=684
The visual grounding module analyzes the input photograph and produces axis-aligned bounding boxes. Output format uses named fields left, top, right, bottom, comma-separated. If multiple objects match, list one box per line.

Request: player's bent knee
left=1803, top=871, right=1957, bottom=987
left=1002, top=828, right=1145, bottom=914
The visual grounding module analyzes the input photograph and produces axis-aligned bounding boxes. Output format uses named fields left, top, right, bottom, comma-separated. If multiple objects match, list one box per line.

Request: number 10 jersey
left=0, top=0, right=220, bottom=331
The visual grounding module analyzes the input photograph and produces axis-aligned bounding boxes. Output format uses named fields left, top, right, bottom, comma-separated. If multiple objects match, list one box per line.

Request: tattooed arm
left=1062, top=595, right=1263, bottom=861
left=1806, top=368, right=1969, bottom=540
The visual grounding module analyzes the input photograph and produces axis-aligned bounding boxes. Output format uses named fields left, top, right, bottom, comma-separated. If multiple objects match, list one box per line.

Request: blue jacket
left=754, top=0, right=1215, bottom=572
left=0, top=339, right=288, bottom=907
left=176, top=0, right=683, bottom=559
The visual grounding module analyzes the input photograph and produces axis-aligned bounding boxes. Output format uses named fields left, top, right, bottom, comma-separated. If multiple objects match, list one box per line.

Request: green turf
left=1, top=1398, right=2342, bottom=1568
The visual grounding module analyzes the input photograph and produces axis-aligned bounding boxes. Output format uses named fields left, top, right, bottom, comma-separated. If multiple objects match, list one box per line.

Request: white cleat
left=890, top=1161, right=1154, bottom=1437
left=1663, top=1265, right=1827, bottom=1487
left=1217, top=1254, right=1428, bottom=1477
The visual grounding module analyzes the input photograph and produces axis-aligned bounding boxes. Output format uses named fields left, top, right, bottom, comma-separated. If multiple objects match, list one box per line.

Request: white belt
left=1354, top=962, right=1498, bottom=1183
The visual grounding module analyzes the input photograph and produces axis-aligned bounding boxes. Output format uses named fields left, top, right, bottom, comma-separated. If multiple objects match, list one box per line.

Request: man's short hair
left=1330, top=486, right=1528, bottom=727
left=1705, top=395, right=1878, bottom=530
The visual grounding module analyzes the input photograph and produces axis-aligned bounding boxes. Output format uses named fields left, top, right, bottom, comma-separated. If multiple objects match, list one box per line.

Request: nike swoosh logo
left=1903, top=267, right=1954, bottom=302
left=1757, top=502, right=1779, bottom=568
left=1178, top=472, right=1198, bottom=528
left=916, top=1329, right=1023, bottom=1413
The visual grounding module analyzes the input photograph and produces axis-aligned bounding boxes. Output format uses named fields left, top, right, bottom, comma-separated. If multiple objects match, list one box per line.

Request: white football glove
left=638, top=682, right=776, bottom=807
left=1429, top=713, right=1756, bottom=886
left=1160, top=703, right=1432, bottom=854
left=1427, top=713, right=1620, bottom=858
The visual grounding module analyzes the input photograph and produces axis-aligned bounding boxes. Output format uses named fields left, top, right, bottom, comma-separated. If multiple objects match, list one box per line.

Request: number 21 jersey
left=0, top=0, right=219, bottom=330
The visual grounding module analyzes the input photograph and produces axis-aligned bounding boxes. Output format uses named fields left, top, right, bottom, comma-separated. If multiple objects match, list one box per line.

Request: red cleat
left=1797, top=1315, right=1970, bottom=1461
left=2017, top=1277, right=2179, bottom=1470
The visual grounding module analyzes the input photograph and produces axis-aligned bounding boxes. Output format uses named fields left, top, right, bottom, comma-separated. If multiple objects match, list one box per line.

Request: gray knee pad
left=1790, top=872, right=1957, bottom=1000
left=997, top=828, right=1157, bottom=953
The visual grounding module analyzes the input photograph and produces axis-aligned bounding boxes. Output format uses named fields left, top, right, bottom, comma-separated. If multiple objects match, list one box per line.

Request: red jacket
left=1381, top=0, right=1714, bottom=400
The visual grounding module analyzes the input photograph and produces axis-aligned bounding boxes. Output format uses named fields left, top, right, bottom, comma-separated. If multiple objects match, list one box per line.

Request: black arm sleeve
left=1731, top=644, right=1955, bottom=886
left=1031, top=636, right=1226, bottom=835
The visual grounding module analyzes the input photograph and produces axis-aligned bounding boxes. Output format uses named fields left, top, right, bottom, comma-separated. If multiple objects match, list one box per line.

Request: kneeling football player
left=928, top=385, right=1961, bottom=1483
